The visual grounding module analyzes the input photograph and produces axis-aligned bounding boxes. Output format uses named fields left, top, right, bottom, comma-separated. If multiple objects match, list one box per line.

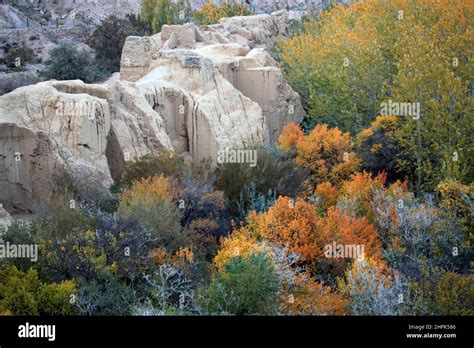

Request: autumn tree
left=193, top=1, right=251, bottom=25
left=355, top=115, right=400, bottom=179
left=434, top=272, right=474, bottom=315
left=213, top=229, right=270, bottom=273
left=281, top=0, right=473, bottom=191
left=436, top=179, right=474, bottom=239
left=281, top=276, right=347, bottom=315
left=337, top=171, right=388, bottom=223
left=388, top=0, right=473, bottom=192
left=314, top=181, right=340, bottom=211
left=280, top=1, right=398, bottom=133
left=242, top=196, right=382, bottom=279
left=278, top=123, right=360, bottom=188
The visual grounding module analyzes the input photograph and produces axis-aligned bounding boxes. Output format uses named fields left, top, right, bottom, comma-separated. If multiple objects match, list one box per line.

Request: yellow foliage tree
left=281, top=0, right=473, bottom=191
left=118, top=175, right=184, bottom=251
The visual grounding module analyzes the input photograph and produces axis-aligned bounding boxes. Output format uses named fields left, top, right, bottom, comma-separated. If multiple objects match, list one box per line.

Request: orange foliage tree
left=214, top=221, right=348, bottom=315
left=282, top=276, right=347, bottom=315
left=213, top=229, right=271, bottom=273
left=314, top=181, right=340, bottom=211
left=242, top=196, right=382, bottom=276
left=278, top=123, right=360, bottom=188
left=314, top=171, right=410, bottom=223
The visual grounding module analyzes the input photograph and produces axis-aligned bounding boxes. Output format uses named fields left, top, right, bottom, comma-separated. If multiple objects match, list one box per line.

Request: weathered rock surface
left=0, top=204, right=13, bottom=229
left=187, top=0, right=336, bottom=14
left=1, top=0, right=141, bottom=27
left=121, top=10, right=305, bottom=143
left=0, top=10, right=305, bottom=215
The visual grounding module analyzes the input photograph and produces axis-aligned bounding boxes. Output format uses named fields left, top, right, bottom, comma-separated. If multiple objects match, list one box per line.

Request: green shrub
left=117, top=150, right=185, bottom=189
left=214, top=146, right=308, bottom=218
left=435, top=272, right=474, bottom=315
left=88, top=15, right=148, bottom=73
left=141, top=0, right=193, bottom=34
left=5, top=43, right=36, bottom=68
left=43, top=43, right=106, bottom=83
left=203, top=253, right=280, bottom=315
left=0, top=266, right=76, bottom=315
left=75, top=269, right=137, bottom=315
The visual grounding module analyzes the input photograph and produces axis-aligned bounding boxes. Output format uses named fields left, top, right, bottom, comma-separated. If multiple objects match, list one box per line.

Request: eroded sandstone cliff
left=0, top=10, right=305, bottom=214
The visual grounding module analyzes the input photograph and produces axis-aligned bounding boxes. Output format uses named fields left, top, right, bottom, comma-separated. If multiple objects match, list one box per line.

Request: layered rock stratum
left=0, top=10, right=304, bottom=214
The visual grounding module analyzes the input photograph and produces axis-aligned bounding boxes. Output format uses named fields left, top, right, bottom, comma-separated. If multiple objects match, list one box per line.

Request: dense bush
left=338, top=258, right=426, bottom=315
left=4, top=43, right=36, bottom=68
left=434, top=272, right=474, bottom=315
left=193, top=1, right=252, bottom=25
left=371, top=190, right=472, bottom=279
left=278, top=123, right=360, bottom=188
left=214, top=146, right=308, bottom=218
left=117, top=176, right=185, bottom=252
left=241, top=196, right=382, bottom=281
left=355, top=116, right=400, bottom=180
left=43, top=44, right=106, bottom=83
left=116, top=150, right=185, bottom=189
left=203, top=253, right=280, bottom=315
left=88, top=15, right=148, bottom=73
left=75, top=269, right=138, bottom=316
left=36, top=214, right=153, bottom=286
left=0, top=266, right=76, bottom=315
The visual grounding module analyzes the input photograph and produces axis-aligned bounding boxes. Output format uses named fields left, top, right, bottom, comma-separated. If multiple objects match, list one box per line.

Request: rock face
left=0, top=78, right=178, bottom=213
left=0, top=204, right=13, bottom=229
left=0, top=81, right=114, bottom=213
left=0, top=11, right=304, bottom=214
left=187, top=0, right=333, bottom=13
left=1, top=0, right=141, bottom=26
left=121, top=10, right=305, bottom=143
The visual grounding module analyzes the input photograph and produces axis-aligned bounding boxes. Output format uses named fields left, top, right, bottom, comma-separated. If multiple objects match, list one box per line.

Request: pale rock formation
left=121, top=10, right=304, bottom=143
left=0, top=80, right=113, bottom=213
left=0, top=79, right=174, bottom=213
left=135, top=48, right=268, bottom=161
left=0, top=10, right=305, bottom=213
left=187, top=0, right=329, bottom=13
left=0, top=204, right=13, bottom=229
